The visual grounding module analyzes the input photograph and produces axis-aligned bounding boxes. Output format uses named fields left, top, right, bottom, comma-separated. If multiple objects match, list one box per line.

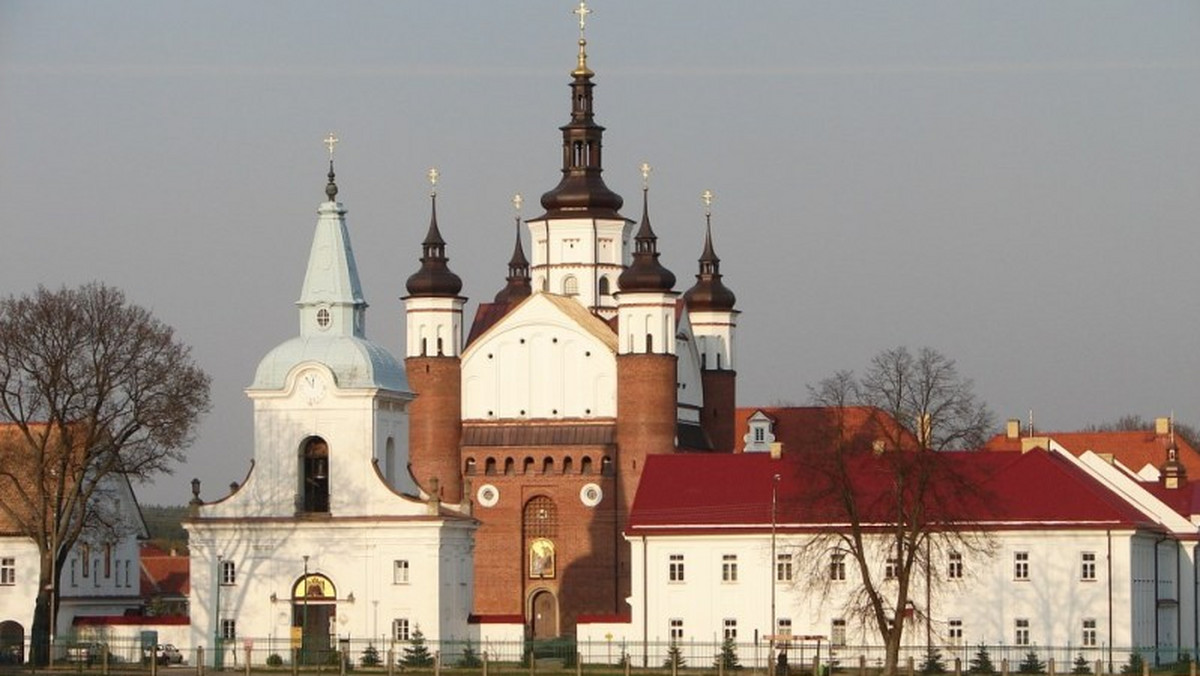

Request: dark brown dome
left=618, top=189, right=675, bottom=293
left=537, top=68, right=624, bottom=219
left=684, top=220, right=736, bottom=311
left=405, top=195, right=463, bottom=297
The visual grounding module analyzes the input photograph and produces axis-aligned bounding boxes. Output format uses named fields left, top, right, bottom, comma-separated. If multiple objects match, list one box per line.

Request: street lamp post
left=302, top=555, right=310, bottom=665
left=214, top=555, right=223, bottom=670
left=770, top=474, right=781, bottom=676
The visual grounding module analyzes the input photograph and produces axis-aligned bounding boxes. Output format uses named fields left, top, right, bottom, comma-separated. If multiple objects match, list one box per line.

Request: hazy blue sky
left=2, top=2, right=1197, bottom=506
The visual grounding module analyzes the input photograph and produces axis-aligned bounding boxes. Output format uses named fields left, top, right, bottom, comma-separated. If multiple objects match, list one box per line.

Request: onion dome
left=494, top=215, right=532, bottom=303
left=617, top=186, right=675, bottom=293
left=537, top=24, right=624, bottom=219
left=683, top=208, right=737, bottom=312
left=405, top=189, right=463, bottom=297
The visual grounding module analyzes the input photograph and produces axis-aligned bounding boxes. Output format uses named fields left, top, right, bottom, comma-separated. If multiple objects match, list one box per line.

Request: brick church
left=402, top=5, right=739, bottom=640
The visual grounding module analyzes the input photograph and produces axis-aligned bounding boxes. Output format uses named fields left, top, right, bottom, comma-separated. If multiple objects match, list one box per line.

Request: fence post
left=719, top=654, right=725, bottom=676
left=197, top=646, right=205, bottom=676
left=1048, top=658, right=1055, bottom=676
left=955, top=657, right=962, bottom=676
left=389, top=648, right=395, bottom=676
left=293, top=647, right=300, bottom=676
left=435, top=650, right=441, bottom=676
left=859, top=654, right=866, bottom=676
left=672, top=653, right=678, bottom=676
left=625, top=653, right=631, bottom=676
left=1142, top=659, right=1150, bottom=676
left=577, top=652, right=582, bottom=676
left=483, top=650, right=489, bottom=676
left=908, top=656, right=915, bottom=676
left=1001, top=658, right=1009, bottom=676
left=341, top=647, right=347, bottom=676
left=1191, top=658, right=1197, bottom=676
left=1094, top=660, right=1103, bottom=676
left=814, top=655, right=821, bottom=676
left=103, top=644, right=111, bottom=676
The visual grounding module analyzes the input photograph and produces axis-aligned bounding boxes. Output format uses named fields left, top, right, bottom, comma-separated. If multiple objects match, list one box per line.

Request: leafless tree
left=793, top=346, right=995, bottom=676
left=0, top=283, right=210, bottom=665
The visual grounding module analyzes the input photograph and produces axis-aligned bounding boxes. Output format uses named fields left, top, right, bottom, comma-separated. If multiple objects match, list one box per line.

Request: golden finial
left=702, top=189, right=714, bottom=216
left=428, top=167, right=439, bottom=196
left=512, top=193, right=523, bottom=215
left=324, top=133, right=339, bottom=160
left=572, top=1, right=593, bottom=75
left=640, top=162, right=652, bottom=190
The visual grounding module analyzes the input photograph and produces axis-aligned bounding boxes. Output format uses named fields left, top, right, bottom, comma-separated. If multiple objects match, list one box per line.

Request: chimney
left=1156, top=417, right=1171, bottom=437
left=769, top=442, right=783, bottom=460
left=1006, top=419, right=1021, bottom=440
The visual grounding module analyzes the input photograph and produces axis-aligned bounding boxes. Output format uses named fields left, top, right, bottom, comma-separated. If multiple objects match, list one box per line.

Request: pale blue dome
left=250, top=335, right=409, bottom=392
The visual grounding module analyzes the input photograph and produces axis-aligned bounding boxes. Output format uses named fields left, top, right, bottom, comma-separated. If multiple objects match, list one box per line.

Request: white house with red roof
left=578, top=441, right=1200, bottom=669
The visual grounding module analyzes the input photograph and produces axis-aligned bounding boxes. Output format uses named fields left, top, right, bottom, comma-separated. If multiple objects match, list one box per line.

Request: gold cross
left=512, top=193, right=523, bottom=215
left=702, top=189, right=714, bottom=216
left=324, top=133, right=339, bottom=159
left=574, top=1, right=591, bottom=36
left=428, top=167, right=439, bottom=195
left=640, top=162, right=652, bottom=190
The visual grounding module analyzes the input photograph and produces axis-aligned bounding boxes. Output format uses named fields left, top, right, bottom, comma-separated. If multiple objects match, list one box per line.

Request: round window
left=477, top=484, right=500, bottom=508
left=316, top=307, right=331, bottom=329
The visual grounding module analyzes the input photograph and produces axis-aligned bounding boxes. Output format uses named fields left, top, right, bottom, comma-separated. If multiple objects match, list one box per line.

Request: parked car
left=156, top=644, right=183, bottom=665
left=66, top=642, right=104, bottom=665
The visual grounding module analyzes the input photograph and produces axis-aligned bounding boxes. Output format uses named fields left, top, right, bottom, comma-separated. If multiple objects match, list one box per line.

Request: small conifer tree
left=361, top=644, right=381, bottom=667
left=664, top=642, right=687, bottom=669
left=403, top=625, right=434, bottom=667
left=968, top=644, right=997, bottom=675
left=458, top=640, right=482, bottom=668
left=1120, top=652, right=1144, bottom=675
left=922, top=647, right=947, bottom=674
left=715, top=637, right=741, bottom=670
left=1072, top=654, right=1092, bottom=675
left=1018, top=651, right=1046, bottom=674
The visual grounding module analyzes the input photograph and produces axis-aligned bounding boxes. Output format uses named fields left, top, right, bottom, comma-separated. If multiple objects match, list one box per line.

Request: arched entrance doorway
left=292, top=573, right=336, bottom=664
left=0, top=621, right=24, bottom=665
left=530, top=590, right=558, bottom=640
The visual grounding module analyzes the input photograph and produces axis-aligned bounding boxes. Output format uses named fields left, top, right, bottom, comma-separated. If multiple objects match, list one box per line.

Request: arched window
left=581, top=456, right=594, bottom=475
left=465, top=457, right=477, bottom=475
left=524, top=496, right=559, bottom=539
left=301, top=436, right=330, bottom=513
left=562, top=457, right=574, bottom=474
left=523, top=456, right=535, bottom=474
left=645, top=333, right=654, bottom=353
left=504, top=457, right=515, bottom=475
left=385, top=437, right=396, bottom=484
left=563, top=276, right=579, bottom=296
left=601, top=456, right=613, bottom=476
left=485, top=458, right=497, bottom=475
left=598, top=276, right=610, bottom=296
left=542, top=457, right=554, bottom=474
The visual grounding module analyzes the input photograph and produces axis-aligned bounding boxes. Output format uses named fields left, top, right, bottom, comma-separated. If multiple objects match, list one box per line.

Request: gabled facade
left=184, top=164, right=475, bottom=667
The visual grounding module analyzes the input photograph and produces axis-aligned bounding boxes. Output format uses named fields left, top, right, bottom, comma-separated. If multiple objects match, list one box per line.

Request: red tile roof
left=629, top=448, right=1156, bottom=535
left=983, top=430, right=1200, bottom=477
left=140, top=544, right=190, bottom=597
left=732, top=406, right=916, bottom=455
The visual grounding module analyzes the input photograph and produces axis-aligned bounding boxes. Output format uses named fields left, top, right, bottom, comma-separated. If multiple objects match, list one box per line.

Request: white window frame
left=394, top=559, right=410, bottom=584
left=831, top=619, right=846, bottom=647
left=777, top=618, right=793, bottom=638
left=831, top=552, right=846, bottom=581
left=1014, top=551, right=1029, bottom=581
left=948, top=619, right=963, bottom=646
left=948, top=552, right=963, bottom=579
left=220, top=619, right=237, bottom=640
left=0, top=558, right=14, bottom=586
left=1015, top=618, right=1030, bottom=646
left=721, top=554, right=738, bottom=583
left=220, top=559, right=236, bottom=585
left=723, top=618, right=737, bottom=641
left=669, top=554, right=685, bottom=582
left=776, top=553, right=793, bottom=582
left=1082, top=618, right=1097, bottom=646
left=669, top=618, right=684, bottom=642
left=393, top=618, right=410, bottom=641
left=1081, top=552, right=1096, bottom=581
left=884, top=555, right=899, bottom=580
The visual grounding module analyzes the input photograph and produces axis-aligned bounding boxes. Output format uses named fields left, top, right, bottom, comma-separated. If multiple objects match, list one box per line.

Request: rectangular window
left=948, top=552, right=963, bottom=579
left=125, top=559, right=132, bottom=588
left=1014, top=551, right=1029, bottom=581
left=1081, top=552, right=1097, bottom=581
left=82, top=546, right=90, bottom=577
left=1082, top=619, right=1097, bottom=647
left=722, top=554, right=738, bottom=582
left=753, top=427, right=766, bottom=443
left=723, top=618, right=737, bottom=641
left=394, top=559, right=410, bottom=584
left=669, top=554, right=685, bottom=582
left=948, top=619, right=963, bottom=645
left=669, top=618, right=684, bottom=642
left=885, top=555, right=898, bottom=580
left=104, top=544, right=112, bottom=579
left=220, top=560, right=236, bottom=585
left=830, top=553, right=846, bottom=581
left=393, top=618, right=410, bottom=641
left=776, top=553, right=793, bottom=583
left=777, top=618, right=793, bottom=637
left=70, top=559, right=77, bottom=587
left=0, top=558, right=14, bottom=585
left=1015, top=618, right=1030, bottom=646
left=93, top=559, right=99, bottom=587
left=220, top=619, right=237, bottom=640
left=831, top=619, right=846, bottom=647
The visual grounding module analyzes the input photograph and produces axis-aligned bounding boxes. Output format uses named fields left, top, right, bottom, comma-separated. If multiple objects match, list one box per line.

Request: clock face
left=580, top=483, right=602, bottom=507
left=477, top=484, right=500, bottom=508
left=300, top=371, right=327, bottom=405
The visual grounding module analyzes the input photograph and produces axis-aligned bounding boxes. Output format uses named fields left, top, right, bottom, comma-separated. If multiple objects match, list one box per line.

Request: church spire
left=538, top=0, right=623, bottom=219
left=494, top=194, right=532, bottom=303
left=684, top=189, right=737, bottom=312
left=618, top=163, right=675, bottom=293
left=405, top=168, right=463, bottom=298
left=298, top=133, right=367, bottom=338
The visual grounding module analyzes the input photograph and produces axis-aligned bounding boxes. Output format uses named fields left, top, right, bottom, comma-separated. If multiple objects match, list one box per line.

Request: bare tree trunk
left=30, top=564, right=53, bottom=666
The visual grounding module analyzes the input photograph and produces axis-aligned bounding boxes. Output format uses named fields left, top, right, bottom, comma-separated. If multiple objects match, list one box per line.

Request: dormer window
left=743, top=411, right=776, bottom=453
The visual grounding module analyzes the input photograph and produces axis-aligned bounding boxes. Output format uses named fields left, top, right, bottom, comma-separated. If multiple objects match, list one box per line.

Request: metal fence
left=23, top=637, right=1188, bottom=674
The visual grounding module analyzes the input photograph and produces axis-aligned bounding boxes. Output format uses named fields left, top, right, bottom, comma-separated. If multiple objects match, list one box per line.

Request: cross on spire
left=428, top=167, right=440, bottom=196
left=512, top=193, right=523, bottom=215
left=574, top=1, right=591, bottom=35
left=640, top=162, right=652, bottom=190
left=324, top=133, right=339, bottom=159
left=702, top=189, right=714, bottom=216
